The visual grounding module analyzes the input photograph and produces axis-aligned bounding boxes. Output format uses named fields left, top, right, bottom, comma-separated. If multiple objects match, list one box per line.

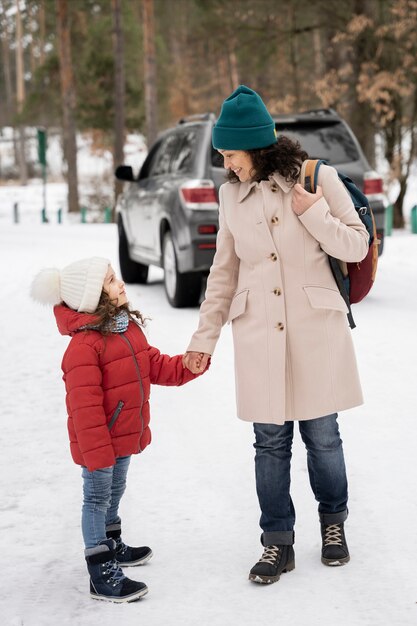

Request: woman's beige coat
left=187, top=164, right=369, bottom=424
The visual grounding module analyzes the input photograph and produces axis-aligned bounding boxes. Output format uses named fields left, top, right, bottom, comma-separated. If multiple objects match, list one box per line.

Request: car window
left=148, top=133, right=182, bottom=177
left=211, top=147, right=224, bottom=168
left=275, top=122, right=359, bottom=164
left=171, top=130, right=199, bottom=174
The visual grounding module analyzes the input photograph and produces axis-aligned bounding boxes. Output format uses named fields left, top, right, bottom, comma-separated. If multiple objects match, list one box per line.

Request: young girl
left=31, top=257, right=207, bottom=603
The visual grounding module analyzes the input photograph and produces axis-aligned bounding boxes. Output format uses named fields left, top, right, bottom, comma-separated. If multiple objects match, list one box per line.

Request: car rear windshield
left=275, top=121, right=359, bottom=165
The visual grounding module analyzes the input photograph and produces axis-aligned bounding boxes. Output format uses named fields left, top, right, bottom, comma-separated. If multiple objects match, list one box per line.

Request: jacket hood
left=54, top=304, right=99, bottom=336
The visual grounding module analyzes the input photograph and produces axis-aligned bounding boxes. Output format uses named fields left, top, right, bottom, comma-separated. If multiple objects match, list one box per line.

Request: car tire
left=118, top=214, right=149, bottom=284
left=162, top=231, right=203, bottom=307
left=378, top=233, right=384, bottom=256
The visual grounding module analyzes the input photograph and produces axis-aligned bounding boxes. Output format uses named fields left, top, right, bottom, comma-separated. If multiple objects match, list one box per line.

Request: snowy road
left=1, top=219, right=416, bottom=626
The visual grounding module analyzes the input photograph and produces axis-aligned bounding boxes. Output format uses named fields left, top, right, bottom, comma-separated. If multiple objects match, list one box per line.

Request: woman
left=183, top=85, right=369, bottom=585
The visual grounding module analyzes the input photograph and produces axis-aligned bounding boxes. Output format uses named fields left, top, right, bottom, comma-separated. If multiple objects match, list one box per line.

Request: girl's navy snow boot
left=106, top=522, right=153, bottom=566
left=85, top=539, right=148, bottom=602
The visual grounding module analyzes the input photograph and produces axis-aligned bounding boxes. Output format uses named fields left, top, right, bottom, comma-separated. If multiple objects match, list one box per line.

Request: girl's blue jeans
left=81, top=455, right=131, bottom=549
left=253, top=414, right=348, bottom=546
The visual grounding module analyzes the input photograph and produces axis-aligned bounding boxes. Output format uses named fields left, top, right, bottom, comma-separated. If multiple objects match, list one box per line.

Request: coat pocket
left=227, top=289, right=249, bottom=323
left=108, top=400, right=124, bottom=431
left=303, top=286, right=348, bottom=314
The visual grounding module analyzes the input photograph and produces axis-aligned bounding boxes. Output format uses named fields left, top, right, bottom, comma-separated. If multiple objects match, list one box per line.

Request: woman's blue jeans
left=253, top=414, right=348, bottom=546
left=81, top=455, right=131, bottom=549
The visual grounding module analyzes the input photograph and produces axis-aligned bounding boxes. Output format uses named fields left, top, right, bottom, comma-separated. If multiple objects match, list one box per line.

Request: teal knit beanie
left=212, top=85, right=277, bottom=151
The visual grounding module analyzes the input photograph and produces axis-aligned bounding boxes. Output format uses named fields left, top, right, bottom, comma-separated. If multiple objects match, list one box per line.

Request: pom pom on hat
left=31, top=257, right=110, bottom=313
left=30, top=268, right=62, bottom=306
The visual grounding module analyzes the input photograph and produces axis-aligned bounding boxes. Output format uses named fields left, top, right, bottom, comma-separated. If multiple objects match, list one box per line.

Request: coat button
left=270, top=253, right=278, bottom=261
left=271, top=216, right=279, bottom=225
left=276, top=322, right=285, bottom=331
left=273, top=288, right=282, bottom=296
left=271, top=186, right=277, bottom=193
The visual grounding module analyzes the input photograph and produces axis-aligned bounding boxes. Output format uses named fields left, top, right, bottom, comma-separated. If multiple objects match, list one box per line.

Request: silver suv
left=115, top=108, right=385, bottom=307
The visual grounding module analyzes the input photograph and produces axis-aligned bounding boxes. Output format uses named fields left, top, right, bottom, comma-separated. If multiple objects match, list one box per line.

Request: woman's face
left=218, top=149, right=254, bottom=182
left=103, top=265, right=128, bottom=307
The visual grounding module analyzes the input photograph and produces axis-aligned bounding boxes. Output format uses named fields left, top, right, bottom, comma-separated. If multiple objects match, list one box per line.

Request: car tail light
left=198, top=243, right=216, bottom=250
left=363, top=172, right=383, bottom=195
left=198, top=224, right=217, bottom=234
left=180, top=180, right=218, bottom=209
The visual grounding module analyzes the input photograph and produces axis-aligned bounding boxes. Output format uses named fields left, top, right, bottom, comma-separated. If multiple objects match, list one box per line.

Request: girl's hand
left=182, top=351, right=210, bottom=374
left=292, top=183, right=323, bottom=216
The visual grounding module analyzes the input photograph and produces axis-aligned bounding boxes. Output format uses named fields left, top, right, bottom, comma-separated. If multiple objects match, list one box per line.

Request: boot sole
left=118, top=550, right=153, bottom=567
left=321, top=555, right=350, bottom=566
left=90, top=586, right=149, bottom=603
left=249, top=560, right=295, bottom=584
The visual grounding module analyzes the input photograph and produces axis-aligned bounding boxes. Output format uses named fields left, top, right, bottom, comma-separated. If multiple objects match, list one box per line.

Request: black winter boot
left=106, top=523, right=153, bottom=567
left=321, top=522, right=350, bottom=566
left=85, top=539, right=148, bottom=602
left=249, top=544, right=295, bottom=584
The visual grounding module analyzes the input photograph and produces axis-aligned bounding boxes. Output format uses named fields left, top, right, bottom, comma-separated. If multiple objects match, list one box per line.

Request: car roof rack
left=298, top=108, right=339, bottom=117
left=274, top=108, right=341, bottom=125
left=177, top=113, right=216, bottom=125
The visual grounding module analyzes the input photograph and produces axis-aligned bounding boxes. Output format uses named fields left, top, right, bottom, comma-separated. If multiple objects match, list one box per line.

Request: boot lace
left=102, top=558, right=126, bottom=587
left=258, top=545, right=281, bottom=565
left=323, top=524, right=343, bottom=547
left=115, top=538, right=128, bottom=555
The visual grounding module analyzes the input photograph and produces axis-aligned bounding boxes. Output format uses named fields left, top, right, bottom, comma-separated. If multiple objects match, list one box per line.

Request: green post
left=385, top=203, right=393, bottom=236
left=13, top=202, right=19, bottom=224
left=41, top=208, right=48, bottom=223
left=411, top=205, right=417, bottom=234
left=104, top=206, right=112, bottom=223
left=37, top=128, right=47, bottom=221
left=81, top=206, right=87, bottom=223
left=57, top=208, right=62, bottom=224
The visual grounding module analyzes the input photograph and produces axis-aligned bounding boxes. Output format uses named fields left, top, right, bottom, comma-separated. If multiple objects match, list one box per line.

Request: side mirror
left=115, top=165, right=134, bottom=181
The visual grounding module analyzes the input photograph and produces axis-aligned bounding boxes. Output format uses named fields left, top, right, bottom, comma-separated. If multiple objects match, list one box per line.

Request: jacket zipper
left=120, top=333, right=145, bottom=452
left=108, top=400, right=124, bottom=431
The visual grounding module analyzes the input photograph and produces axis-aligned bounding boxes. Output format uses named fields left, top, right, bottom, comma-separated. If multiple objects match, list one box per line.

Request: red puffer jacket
left=55, top=305, right=202, bottom=472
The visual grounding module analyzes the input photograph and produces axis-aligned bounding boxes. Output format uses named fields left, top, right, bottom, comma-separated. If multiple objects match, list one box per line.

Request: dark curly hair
left=92, top=290, right=147, bottom=335
left=225, top=135, right=308, bottom=185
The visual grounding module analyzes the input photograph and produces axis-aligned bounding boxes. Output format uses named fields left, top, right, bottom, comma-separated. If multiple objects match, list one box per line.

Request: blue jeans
left=81, top=456, right=131, bottom=549
left=253, top=414, right=348, bottom=546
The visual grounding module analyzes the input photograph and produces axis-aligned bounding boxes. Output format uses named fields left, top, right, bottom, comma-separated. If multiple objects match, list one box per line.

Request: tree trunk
left=349, top=0, right=376, bottom=167
left=1, top=9, right=13, bottom=124
left=112, top=0, right=125, bottom=216
left=56, top=0, right=79, bottom=213
left=39, top=0, right=46, bottom=66
left=142, top=0, right=158, bottom=148
left=394, top=177, right=406, bottom=228
left=228, top=45, right=239, bottom=91
left=288, top=6, right=300, bottom=109
left=15, top=0, right=28, bottom=185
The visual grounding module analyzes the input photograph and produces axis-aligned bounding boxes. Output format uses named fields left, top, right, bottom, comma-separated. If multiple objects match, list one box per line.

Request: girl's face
left=218, top=149, right=254, bottom=182
left=103, top=265, right=128, bottom=307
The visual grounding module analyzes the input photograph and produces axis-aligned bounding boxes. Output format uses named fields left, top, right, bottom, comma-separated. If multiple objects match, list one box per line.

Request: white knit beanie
left=31, top=257, right=110, bottom=313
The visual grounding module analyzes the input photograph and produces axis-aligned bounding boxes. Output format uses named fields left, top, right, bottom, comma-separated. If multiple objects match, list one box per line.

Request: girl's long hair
left=226, top=135, right=308, bottom=185
left=93, top=290, right=147, bottom=335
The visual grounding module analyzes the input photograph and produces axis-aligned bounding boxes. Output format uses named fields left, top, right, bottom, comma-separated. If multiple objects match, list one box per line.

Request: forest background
left=1, top=0, right=416, bottom=227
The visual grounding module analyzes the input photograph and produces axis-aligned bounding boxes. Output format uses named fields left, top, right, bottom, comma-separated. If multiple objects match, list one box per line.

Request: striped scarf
left=80, top=309, right=129, bottom=334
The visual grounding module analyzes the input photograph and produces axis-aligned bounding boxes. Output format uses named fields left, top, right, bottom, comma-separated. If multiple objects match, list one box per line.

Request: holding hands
left=291, top=183, right=323, bottom=216
left=183, top=351, right=210, bottom=374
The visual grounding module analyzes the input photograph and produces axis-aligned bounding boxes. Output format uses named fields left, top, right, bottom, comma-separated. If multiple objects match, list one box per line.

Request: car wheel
left=162, top=231, right=203, bottom=307
left=378, top=232, right=384, bottom=256
left=118, top=214, right=149, bottom=284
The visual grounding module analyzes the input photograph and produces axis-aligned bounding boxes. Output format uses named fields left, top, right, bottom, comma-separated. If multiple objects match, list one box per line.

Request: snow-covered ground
left=1, top=184, right=417, bottom=626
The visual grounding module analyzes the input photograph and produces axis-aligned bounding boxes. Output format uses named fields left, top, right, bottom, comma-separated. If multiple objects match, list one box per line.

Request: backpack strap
left=300, top=159, right=322, bottom=193
left=300, top=158, right=356, bottom=330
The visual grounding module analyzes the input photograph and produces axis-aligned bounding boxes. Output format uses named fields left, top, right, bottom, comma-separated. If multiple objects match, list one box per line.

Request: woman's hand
left=292, top=183, right=323, bottom=216
left=182, top=351, right=210, bottom=374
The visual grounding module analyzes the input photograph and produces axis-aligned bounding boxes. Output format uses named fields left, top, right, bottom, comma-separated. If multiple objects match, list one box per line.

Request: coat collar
left=237, top=172, right=293, bottom=203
